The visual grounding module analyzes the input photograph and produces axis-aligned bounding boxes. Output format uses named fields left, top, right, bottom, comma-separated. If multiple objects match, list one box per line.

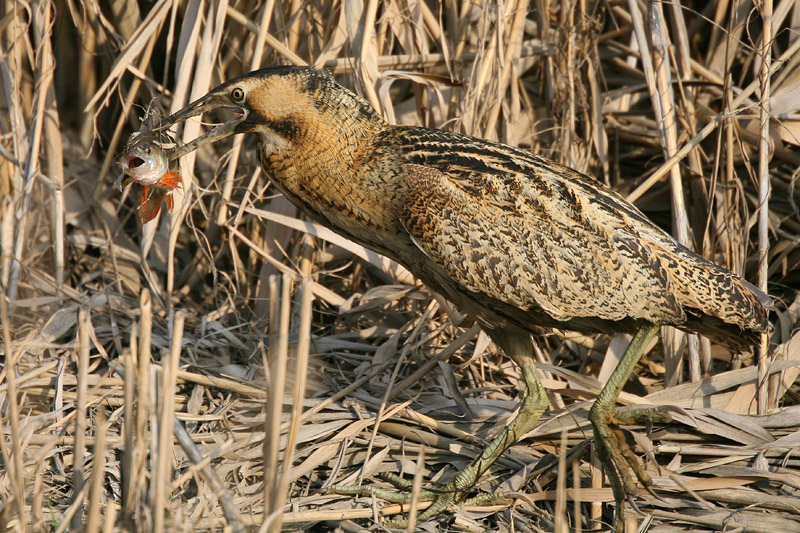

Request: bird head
left=158, top=66, right=382, bottom=160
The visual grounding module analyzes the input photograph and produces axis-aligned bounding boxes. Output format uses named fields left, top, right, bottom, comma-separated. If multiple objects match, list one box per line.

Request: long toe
left=610, top=405, right=672, bottom=426
left=329, top=480, right=465, bottom=528
left=328, top=481, right=436, bottom=504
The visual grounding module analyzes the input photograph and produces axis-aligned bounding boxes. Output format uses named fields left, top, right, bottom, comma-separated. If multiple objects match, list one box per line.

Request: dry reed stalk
left=0, top=291, right=24, bottom=531
left=85, top=407, right=107, bottom=533
left=404, top=445, right=426, bottom=532
left=263, top=273, right=280, bottom=515
left=757, top=0, right=774, bottom=415
left=572, top=458, right=582, bottom=533
left=646, top=0, right=701, bottom=385
left=174, top=368, right=268, bottom=397
left=70, top=309, right=90, bottom=531
left=264, top=272, right=292, bottom=529
left=484, top=0, right=530, bottom=136
left=589, top=443, right=603, bottom=529
left=31, top=1, right=65, bottom=294
left=171, top=410, right=246, bottom=532
left=121, top=326, right=137, bottom=526
left=272, top=276, right=314, bottom=532
left=554, top=430, right=568, bottom=533
left=153, top=311, right=183, bottom=533
left=135, top=288, right=152, bottom=527
left=102, top=506, right=117, bottom=533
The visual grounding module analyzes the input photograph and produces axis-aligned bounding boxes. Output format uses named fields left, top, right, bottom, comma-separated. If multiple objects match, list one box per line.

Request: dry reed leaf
left=84, top=1, right=173, bottom=114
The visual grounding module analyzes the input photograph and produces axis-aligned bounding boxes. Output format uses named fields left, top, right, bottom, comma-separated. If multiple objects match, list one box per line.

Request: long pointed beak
left=158, top=93, right=248, bottom=160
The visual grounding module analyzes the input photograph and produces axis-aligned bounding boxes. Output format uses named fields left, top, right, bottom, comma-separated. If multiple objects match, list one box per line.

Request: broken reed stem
left=153, top=311, right=184, bottom=533
left=272, top=276, right=314, bottom=532
left=136, top=289, right=152, bottom=514
left=266, top=273, right=293, bottom=530
left=0, top=291, right=25, bottom=529
left=647, top=0, right=701, bottom=384
left=405, top=445, right=426, bottom=532
left=71, top=309, right=90, bottom=531
left=264, top=274, right=283, bottom=517
left=171, top=416, right=246, bottom=532
left=86, top=407, right=108, bottom=533
left=756, top=0, right=773, bottom=415
left=590, top=442, right=602, bottom=529
left=122, top=325, right=137, bottom=526
left=357, top=0, right=381, bottom=111
left=31, top=0, right=66, bottom=294
left=554, top=430, right=568, bottom=533
left=572, top=458, right=582, bottom=533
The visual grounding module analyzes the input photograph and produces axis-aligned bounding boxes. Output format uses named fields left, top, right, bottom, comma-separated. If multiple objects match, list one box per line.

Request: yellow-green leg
left=589, top=321, right=669, bottom=532
left=330, top=330, right=549, bottom=525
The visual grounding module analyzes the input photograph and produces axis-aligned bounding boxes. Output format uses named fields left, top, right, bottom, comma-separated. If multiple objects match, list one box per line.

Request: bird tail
left=669, top=253, right=771, bottom=349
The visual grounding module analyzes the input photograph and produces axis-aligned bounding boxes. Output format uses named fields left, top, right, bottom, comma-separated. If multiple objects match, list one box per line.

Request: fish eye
left=230, top=87, right=246, bottom=103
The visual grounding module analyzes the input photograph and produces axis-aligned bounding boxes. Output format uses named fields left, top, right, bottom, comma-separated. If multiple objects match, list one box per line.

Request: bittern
left=156, top=66, right=770, bottom=530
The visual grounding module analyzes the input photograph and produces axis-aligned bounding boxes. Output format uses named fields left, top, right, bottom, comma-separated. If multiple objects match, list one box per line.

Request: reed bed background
left=2, top=0, right=800, bottom=531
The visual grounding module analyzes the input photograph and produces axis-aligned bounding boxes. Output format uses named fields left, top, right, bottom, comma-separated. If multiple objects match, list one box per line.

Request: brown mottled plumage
left=156, top=66, right=770, bottom=530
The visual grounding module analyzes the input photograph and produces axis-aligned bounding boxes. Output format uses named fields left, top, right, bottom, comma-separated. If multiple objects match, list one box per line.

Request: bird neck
left=257, top=107, right=405, bottom=254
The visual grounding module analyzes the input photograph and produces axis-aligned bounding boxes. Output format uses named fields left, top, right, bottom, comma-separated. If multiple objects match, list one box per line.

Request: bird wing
left=398, top=154, right=686, bottom=325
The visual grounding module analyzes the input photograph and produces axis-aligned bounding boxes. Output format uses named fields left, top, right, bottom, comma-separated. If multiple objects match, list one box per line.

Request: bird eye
left=230, top=87, right=246, bottom=103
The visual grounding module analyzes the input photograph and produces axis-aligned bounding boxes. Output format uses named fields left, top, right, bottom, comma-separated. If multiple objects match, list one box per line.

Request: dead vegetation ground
left=2, top=1, right=800, bottom=532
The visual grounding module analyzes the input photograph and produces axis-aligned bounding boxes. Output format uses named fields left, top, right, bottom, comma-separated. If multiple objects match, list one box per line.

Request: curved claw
left=627, top=495, right=644, bottom=516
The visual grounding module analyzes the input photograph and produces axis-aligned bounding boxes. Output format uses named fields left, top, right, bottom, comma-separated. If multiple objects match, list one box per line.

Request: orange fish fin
left=139, top=200, right=161, bottom=223
left=165, top=192, right=174, bottom=212
left=139, top=189, right=164, bottom=223
left=160, top=172, right=182, bottom=189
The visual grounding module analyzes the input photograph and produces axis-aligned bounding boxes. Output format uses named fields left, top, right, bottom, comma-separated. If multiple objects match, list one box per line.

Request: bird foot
left=329, top=472, right=437, bottom=504
left=328, top=472, right=509, bottom=526
left=590, top=406, right=668, bottom=532
left=329, top=341, right=546, bottom=526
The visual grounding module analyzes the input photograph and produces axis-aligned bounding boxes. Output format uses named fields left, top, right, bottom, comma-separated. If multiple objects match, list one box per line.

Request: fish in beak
left=117, top=128, right=183, bottom=223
